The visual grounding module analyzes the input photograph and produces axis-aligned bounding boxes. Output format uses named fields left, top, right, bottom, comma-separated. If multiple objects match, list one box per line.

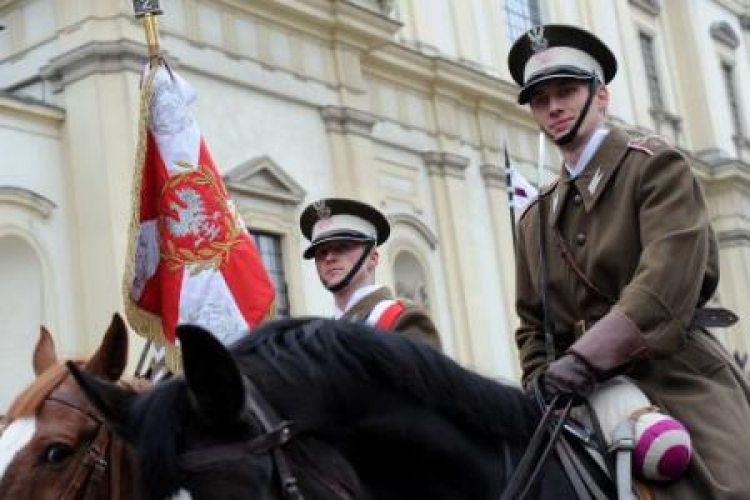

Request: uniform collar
left=564, top=127, right=609, bottom=178
left=548, top=127, right=631, bottom=227
left=333, top=283, right=383, bottom=318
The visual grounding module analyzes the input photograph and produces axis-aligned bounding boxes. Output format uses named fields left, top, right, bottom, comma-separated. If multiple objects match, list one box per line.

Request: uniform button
left=573, top=193, right=583, bottom=205
left=576, top=233, right=587, bottom=246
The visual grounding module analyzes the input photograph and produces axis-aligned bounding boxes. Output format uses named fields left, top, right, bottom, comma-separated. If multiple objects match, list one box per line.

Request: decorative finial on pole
left=133, top=0, right=163, bottom=62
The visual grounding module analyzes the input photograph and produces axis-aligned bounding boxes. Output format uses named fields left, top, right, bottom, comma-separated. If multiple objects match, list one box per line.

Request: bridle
left=43, top=378, right=129, bottom=500
left=178, top=375, right=354, bottom=500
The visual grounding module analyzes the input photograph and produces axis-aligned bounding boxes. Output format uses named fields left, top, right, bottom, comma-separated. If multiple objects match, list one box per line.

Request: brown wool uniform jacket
left=341, top=285, right=442, bottom=351
left=515, top=127, right=750, bottom=499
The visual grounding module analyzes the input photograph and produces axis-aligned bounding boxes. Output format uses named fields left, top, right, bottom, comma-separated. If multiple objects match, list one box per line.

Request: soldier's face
left=528, top=79, right=609, bottom=147
left=314, top=241, right=378, bottom=290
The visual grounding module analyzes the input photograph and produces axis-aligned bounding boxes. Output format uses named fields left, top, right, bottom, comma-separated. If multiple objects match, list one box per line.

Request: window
left=721, top=62, right=743, bottom=138
left=250, top=231, right=290, bottom=318
left=639, top=32, right=665, bottom=109
left=505, top=0, right=541, bottom=44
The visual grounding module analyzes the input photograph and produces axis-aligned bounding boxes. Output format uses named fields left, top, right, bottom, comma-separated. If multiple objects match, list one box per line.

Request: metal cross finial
left=133, top=0, right=163, bottom=17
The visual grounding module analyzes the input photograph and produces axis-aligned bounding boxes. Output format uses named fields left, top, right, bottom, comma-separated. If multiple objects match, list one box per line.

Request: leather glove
left=543, top=352, right=598, bottom=401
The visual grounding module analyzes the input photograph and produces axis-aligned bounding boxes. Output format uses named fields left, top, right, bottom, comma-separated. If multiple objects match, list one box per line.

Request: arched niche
left=393, top=250, right=433, bottom=314
left=0, top=235, right=44, bottom=409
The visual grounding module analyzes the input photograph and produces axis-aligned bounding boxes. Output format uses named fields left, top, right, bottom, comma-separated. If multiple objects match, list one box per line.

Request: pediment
left=224, top=156, right=305, bottom=205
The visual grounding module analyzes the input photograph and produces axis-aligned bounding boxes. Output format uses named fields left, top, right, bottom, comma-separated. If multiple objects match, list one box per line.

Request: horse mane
left=233, top=318, right=541, bottom=444
left=5, top=361, right=82, bottom=419
left=133, top=379, right=198, bottom=499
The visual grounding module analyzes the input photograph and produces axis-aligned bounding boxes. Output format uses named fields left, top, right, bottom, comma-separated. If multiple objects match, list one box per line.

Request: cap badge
left=312, top=200, right=332, bottom=220
left=528, top=26, right=548, bottom=53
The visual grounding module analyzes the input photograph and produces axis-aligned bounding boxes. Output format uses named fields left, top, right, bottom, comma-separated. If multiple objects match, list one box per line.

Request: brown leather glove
left=543, top=352, right=598, bottom=400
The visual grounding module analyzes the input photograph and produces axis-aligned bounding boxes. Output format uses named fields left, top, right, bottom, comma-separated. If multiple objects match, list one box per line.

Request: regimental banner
left=124, top=64, right=275, bottom=371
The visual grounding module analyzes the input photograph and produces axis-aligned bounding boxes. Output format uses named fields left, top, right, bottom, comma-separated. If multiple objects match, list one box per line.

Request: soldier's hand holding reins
left=543, top=352, right=597, bottom=402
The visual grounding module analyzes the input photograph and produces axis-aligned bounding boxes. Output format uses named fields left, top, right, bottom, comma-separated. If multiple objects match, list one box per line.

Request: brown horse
left=0, top=314, right=141, bottom=499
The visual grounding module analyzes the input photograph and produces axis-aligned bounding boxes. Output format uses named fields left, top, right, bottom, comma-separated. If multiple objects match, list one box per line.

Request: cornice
left=0, top=93, right=64, bottom=122
left=0, top=186, right=56, bottom=218
left=320, top=105, right=378, bottom=137
left=365, top=42, right=519, bottom=111
left=38, top=39, right=153, bottom=92
left=422, top=151, right=470, bottom=180
left=218, top=0, right=401, bottom=50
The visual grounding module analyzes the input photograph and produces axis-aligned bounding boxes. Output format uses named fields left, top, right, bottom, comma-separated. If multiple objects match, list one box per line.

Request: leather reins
left=178, top=374, right=355, bottom=500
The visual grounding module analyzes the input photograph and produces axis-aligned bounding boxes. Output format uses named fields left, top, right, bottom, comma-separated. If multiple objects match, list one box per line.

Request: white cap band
left=311, top=214, right=377, bottom=241
left=524, top=46, right=604, bottom=83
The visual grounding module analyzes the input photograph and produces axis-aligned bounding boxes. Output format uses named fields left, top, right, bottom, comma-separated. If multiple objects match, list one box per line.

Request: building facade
left=0, top=0, right=748, bottom=408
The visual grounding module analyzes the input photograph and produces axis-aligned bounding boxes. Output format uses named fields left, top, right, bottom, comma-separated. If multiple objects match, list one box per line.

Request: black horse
left=70, top=317, right=588, bottom=500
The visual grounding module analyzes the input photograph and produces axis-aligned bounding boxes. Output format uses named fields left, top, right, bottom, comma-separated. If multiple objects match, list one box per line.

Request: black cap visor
left=303, top=230, right=375, bottom=259
left=518, top=66, right=598, bottom=104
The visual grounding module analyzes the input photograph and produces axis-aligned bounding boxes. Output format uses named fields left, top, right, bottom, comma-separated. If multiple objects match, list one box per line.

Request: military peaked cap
left=299, top=198, right=390, bottom=259
left=508, top=24, right=617, bottom=104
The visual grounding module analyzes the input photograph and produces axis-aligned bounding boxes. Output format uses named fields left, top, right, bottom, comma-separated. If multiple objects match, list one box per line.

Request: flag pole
left=133, top=0, right=163, bottom=64
left=503, top=140, right=518, bottom=254
left=131, top=0, right=164, bottom=378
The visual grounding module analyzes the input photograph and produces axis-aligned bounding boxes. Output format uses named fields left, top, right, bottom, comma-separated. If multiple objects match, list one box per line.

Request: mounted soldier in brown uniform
left=300, top=197, right=441, bottom=349
left=508, top=24, right=750, bottom=499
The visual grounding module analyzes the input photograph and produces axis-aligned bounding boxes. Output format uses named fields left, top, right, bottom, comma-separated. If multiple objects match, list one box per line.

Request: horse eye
left=42, top=443, right=74, bottom=467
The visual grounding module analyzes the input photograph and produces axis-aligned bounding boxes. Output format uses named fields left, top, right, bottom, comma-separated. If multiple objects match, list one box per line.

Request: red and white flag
left=124, top=63, right=275, bottom=370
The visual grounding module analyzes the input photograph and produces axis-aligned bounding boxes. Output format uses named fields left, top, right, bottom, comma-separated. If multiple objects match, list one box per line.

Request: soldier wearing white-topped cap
left=300, top=198, right=441, bottom=350
left=508, top=24, right=750, bottom=498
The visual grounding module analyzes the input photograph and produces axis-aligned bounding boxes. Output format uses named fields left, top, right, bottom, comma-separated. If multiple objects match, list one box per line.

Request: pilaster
left=422, top=151, right=476, bottom=365
left=320, top=105, right=378, bottom=197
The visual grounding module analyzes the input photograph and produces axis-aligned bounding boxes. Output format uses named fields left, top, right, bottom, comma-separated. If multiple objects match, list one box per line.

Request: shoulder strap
left=366, top=299, right=407, bottom=331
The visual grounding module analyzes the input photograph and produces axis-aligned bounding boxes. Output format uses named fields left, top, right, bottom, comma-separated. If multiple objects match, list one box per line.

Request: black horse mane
left=232, top=317, right=540, bottom=443
left=133, top=317, right=542, bottom=499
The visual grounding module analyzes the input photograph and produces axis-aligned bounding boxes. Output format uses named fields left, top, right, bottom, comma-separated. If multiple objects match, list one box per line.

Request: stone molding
left=320, top=105, right=377, bottom=137
left=422, top=151, right=470, bottom=179
left=480, top=164, right=507, bottom=189
left=389, top=212, right=438, bottom=250
left=717, top=229, right=750, bottom=248
left=628, top=0, right=661, bottom=16
left=0, top=186, right=56, bottom=218
left=710, top=21, right=740, bottom=50
left=39, top=39, right=164, bottom=93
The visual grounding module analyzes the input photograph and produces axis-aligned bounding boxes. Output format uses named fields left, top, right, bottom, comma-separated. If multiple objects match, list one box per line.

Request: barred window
left=721, top=62, right=743, bottom=137
left=250, top=231, right=290, bottom=318
left=505, top=0, right=541, bottom=44
left=639, top=32, right=665, bottom=109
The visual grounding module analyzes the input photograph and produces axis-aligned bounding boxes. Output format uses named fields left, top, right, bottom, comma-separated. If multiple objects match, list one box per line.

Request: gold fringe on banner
left=121, top=64, right=183, bottom=374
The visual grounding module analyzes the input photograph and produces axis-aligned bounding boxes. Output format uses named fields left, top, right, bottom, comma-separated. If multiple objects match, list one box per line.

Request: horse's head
left=0, top=314, right=136, bottom=499
left=70, top=324, right=283, bottom=500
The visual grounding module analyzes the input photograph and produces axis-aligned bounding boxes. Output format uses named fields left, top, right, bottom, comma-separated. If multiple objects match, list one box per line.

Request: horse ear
left=177, top=324, right=246, bottom=425
left=86, top=313, right=129, bottom=381
left=33, top=326, right=58, bottom=375
left=66, top=361, right=137, bottom=441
